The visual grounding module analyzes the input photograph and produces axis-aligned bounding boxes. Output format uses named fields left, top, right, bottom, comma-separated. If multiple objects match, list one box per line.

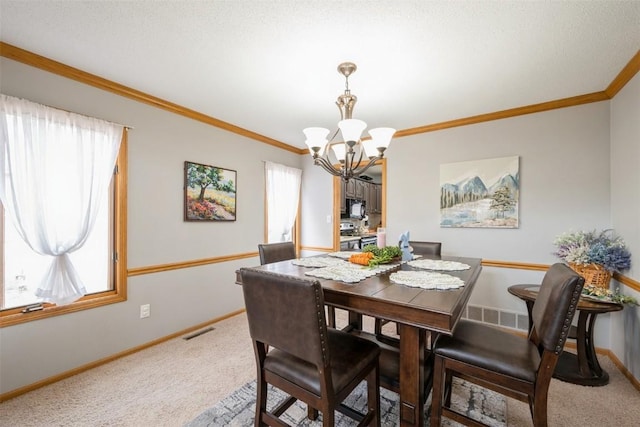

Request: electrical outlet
left=140, top=304, right=150, bottom=319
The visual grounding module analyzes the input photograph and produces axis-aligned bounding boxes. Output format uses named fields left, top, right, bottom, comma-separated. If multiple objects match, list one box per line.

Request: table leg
left=326, top=306, right=336, bottom=328
left=398, top=323, right=425, bottom=426
left=576, top=311, right=591, bottom=377
left=346, top=310, right=363, bottom=331
left=584, top=311, right=604, bottom=376
left=524, top=300, right=534, bottom=333
left=553, top=311, right=610, bottom=386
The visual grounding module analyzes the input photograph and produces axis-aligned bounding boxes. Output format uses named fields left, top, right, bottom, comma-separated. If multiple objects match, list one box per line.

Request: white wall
left=609, top=72, right=640, bottom=379
left=0, top=58, right=301, bottom=394
left=300, top=155, right=335, bottom=254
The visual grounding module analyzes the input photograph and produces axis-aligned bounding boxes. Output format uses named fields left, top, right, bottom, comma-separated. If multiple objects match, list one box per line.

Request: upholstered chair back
left=531, top=263, right=585, bottom=353
left=258, top=242, right=296, bottom=265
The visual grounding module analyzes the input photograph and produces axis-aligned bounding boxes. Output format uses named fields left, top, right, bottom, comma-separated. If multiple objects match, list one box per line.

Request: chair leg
left=430, top=355, right=445, bottom=427
left=308, top=406, right=319, bottom=420
left=532, top=393, right=549, bottom=427
left=255, top=375, right=268, bottom=427
left=367, top=365, right=381, bottom=426
left=444, top=369, right=453, bottom=407
left=321, top=402, right=335, bottom=427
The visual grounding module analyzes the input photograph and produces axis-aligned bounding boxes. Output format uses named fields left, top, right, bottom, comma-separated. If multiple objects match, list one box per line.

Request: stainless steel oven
left=360, top=235, right=377, bottom=248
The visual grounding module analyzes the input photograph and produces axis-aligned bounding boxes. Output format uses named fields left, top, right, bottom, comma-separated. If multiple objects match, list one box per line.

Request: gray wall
left=380, top=101, right=621, bottom=360
left=609, top=72, right=640, bottom=379
left=0, top=58, right=301, bottom=394
left=299, top=90, right=638, bottom=379
left=1, top=55, right=638, bottom=394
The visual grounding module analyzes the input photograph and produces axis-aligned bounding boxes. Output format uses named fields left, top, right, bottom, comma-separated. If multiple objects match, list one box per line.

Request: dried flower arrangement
left=553, top=229, right=636, bottom=304
left=553, top=229, right=631, bottom=273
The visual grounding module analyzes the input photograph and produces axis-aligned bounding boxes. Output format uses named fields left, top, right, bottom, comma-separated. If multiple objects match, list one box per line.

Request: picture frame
left=184, top=161, right=237, bottom=221
left=440, top=156, right=519, bottom=228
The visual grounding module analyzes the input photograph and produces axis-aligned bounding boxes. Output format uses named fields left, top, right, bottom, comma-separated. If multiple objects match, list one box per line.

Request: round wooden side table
left=508, top=284, right=623, bottom=386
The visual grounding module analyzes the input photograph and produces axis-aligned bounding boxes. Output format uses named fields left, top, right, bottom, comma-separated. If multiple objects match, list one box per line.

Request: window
left=0, top=99, right=127, bottom=326
left=2, top=177, right=112, bottom=310
left=265, top=162, right=302, bottom=243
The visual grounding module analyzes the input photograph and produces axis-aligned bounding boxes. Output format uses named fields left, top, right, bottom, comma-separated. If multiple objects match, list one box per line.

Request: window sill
left=0, top=292, right=126, bottom=327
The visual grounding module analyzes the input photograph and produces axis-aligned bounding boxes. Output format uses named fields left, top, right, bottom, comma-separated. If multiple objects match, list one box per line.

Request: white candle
left=377, top=228, right=386, bottom=248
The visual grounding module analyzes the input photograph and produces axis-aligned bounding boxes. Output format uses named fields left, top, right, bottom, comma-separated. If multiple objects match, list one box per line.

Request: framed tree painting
left=184, top=161, right=237, bottom=221
left=440, top=156, right=519, bottom=228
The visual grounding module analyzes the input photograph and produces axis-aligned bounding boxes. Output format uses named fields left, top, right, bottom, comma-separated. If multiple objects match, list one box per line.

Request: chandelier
left=303, top=62, right=395, bottom=182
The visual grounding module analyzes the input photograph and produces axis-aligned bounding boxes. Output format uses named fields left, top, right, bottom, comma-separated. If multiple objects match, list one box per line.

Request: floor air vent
left=183, top=327, right=215, bottom=341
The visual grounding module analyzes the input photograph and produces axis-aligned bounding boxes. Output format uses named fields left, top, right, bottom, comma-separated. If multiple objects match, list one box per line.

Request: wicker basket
left=569, top=263, right=612, bottom=289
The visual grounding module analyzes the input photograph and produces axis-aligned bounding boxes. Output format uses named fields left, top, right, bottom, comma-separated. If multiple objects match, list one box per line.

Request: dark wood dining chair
left=239, top=267, right=381, bottom=427
left=407, top=241, right=442, bottom=257
left=258, top=242, right=297, bottom=265
left=374, top=241, right=443, bottom=338
left=258, top=242, right=337, bottom=327
left=430, top=263, right=584, bottom=427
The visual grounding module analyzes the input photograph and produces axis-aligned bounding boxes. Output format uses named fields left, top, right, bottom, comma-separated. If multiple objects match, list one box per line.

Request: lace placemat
left=389, top=270, right=465, bottom=289
left=291, top=257, right=348, bottom=268
left=407, top=259, right=470, bottom=271
left=327, top=251, right=357, bottom=260
left=305, top=262, right=401, bottom=283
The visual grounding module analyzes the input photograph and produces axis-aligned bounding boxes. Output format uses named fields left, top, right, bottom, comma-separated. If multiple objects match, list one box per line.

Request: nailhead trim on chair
left=555, top=287, right=582, bottom=354
left=314, top=285, right=329, bottom=365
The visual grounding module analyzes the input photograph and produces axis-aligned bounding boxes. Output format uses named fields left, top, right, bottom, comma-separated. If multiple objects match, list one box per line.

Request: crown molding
left=2, top=42, right=638, bottom=155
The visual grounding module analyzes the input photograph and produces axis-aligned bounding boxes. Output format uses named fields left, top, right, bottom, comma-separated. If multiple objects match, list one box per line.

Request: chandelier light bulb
left=338, top=119, right=367, bottom=143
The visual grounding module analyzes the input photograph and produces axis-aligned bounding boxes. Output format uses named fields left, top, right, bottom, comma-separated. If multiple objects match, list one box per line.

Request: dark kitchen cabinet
left=341, top=178, right=381, bottom=215
left=345, top=179, right=356, bottom=198
left=365, top=183, right=381, bottom=214
left=375, top=184, right=382, bottom=213
left=365, top=182, right=376, bottom=214
left=355, top=179, right=366, bottom=199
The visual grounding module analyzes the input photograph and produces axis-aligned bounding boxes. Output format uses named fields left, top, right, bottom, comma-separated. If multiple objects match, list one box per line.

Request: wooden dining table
left=237, top=254, right=482, bottom=426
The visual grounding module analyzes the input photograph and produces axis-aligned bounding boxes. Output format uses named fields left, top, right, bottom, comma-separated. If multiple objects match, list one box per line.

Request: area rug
left=186, top=377, right=506, bottom=426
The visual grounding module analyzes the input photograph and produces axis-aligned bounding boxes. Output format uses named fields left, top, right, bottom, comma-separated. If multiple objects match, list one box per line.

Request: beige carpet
left=1, top=311, right=639, bottom=426
left=506, top=355, right=640, bottom=426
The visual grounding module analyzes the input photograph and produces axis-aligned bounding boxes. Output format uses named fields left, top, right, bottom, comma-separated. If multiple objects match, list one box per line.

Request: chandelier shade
left=331, top=142, right=346, bottom=162
left=366, top=127, right=395, bottom=155
left=304, top=62, right=395, bottom=181
left=303, top=127, right=330, bottom=156
left=338, top=119, right=367, bottom=143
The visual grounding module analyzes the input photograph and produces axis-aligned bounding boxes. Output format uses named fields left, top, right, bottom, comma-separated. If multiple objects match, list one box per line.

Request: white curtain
left=0, top=94, right=123, bottom=305
left=265, top=162, right=302, bottom=243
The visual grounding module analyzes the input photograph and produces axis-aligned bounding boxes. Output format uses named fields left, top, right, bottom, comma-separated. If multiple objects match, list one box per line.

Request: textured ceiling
left=1, top=1, right=639, bottom=150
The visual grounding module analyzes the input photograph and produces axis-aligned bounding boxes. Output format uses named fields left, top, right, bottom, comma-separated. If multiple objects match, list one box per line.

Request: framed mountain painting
left=440, top=156, right=519, bottom=228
